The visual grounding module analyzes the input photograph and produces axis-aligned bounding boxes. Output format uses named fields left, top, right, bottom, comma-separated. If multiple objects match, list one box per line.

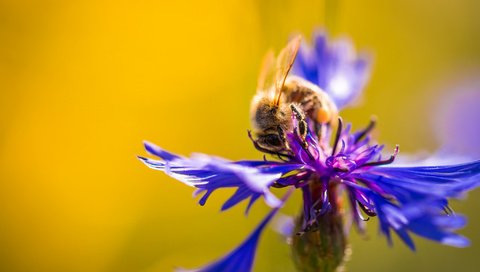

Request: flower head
left=139, top=116, right=480, bottom=271
left=138, top=31, right=480, bottom=272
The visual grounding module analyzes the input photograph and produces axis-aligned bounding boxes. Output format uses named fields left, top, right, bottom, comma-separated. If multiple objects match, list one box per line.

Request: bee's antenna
left=275, top=90, right=283, bottom=106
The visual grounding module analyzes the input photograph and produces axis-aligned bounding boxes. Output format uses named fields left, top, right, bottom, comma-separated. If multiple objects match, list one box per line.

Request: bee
left=249, top=36, right=338, bottom=157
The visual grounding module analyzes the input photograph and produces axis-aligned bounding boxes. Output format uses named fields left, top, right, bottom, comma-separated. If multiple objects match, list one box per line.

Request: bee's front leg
left=290, top=104, right=308, bottom=147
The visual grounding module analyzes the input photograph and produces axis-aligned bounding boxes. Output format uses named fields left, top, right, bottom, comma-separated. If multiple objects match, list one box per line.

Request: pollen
left=316, top=108, right=331, bottom=124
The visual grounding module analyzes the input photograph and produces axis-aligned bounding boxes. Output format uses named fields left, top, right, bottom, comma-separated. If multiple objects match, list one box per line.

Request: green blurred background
left=1, top=0, right=479, bottom=271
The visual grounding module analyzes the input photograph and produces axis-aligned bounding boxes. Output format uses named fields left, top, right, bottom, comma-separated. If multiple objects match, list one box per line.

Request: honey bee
left=250, top=36, right=338, bottom=157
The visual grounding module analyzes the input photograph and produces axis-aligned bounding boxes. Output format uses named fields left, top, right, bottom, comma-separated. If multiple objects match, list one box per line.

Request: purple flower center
left=326, top=155, right=357, bottom=174
left=279, top=117, right=402, bottom=232
left=284, top=117, right=395, bottom=187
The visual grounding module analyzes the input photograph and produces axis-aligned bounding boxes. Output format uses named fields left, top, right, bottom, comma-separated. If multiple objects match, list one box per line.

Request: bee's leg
left=290, top=104, right=317, bottom=160
left=443, top=205, right=455, bottom=215
left=290, top=104, right=308, bottom=145
left=276, top=153, right=292, bottom=162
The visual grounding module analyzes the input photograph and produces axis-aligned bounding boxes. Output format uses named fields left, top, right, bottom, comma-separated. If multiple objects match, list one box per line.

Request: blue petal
left=221, top=186, right=257, bottom=212
left=408, top=214, right=470, bottom=247
left=344, top=180, right=471, bottom=249
left=366, top=190, right=470, bottom=249
left=139, top=141, right=304, bottom=211
left=355, top=160, right=480, bottom=203
left=292, top=31, right=371, bottom=109
left=374, top=160, right=480, bottom=181
left=178, top=189, right=294, bottom=272
left=144, top=140, right=181, bottom=160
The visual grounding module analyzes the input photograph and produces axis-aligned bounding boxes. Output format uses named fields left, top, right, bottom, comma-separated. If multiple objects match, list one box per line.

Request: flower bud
left=291, top=208, right=349, bottom=272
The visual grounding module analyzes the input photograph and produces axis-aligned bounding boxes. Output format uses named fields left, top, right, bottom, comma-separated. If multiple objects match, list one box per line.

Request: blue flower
left=292, top=30, right=371, bottom=109
left=139, top=117, right=480, bottom=271
left=138, top=32, right=480, bottom=272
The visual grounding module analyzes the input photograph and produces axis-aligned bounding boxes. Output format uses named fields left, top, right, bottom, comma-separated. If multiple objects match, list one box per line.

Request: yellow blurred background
left=1, top=0, right=480, bottom=271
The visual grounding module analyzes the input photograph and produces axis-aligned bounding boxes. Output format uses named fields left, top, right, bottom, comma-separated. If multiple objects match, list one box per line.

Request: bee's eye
left=264, top=134, right=282, bottom=147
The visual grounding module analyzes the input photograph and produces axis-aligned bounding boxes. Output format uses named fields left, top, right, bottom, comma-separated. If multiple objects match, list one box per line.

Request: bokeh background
left=1, top=0, right=480, bottom=271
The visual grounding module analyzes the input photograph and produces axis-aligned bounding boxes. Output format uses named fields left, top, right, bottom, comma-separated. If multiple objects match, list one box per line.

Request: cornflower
left=138, top=31, right=480, bottom=272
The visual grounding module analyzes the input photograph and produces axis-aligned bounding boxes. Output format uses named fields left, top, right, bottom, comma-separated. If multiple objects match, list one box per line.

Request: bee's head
left=250, top=96, right=292, bottom=152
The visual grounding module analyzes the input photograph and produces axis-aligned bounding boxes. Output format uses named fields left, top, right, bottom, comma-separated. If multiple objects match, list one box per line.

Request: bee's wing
left=256, top=50, right=276, bottom=94
left=273, top=35, right=302, bottom=105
